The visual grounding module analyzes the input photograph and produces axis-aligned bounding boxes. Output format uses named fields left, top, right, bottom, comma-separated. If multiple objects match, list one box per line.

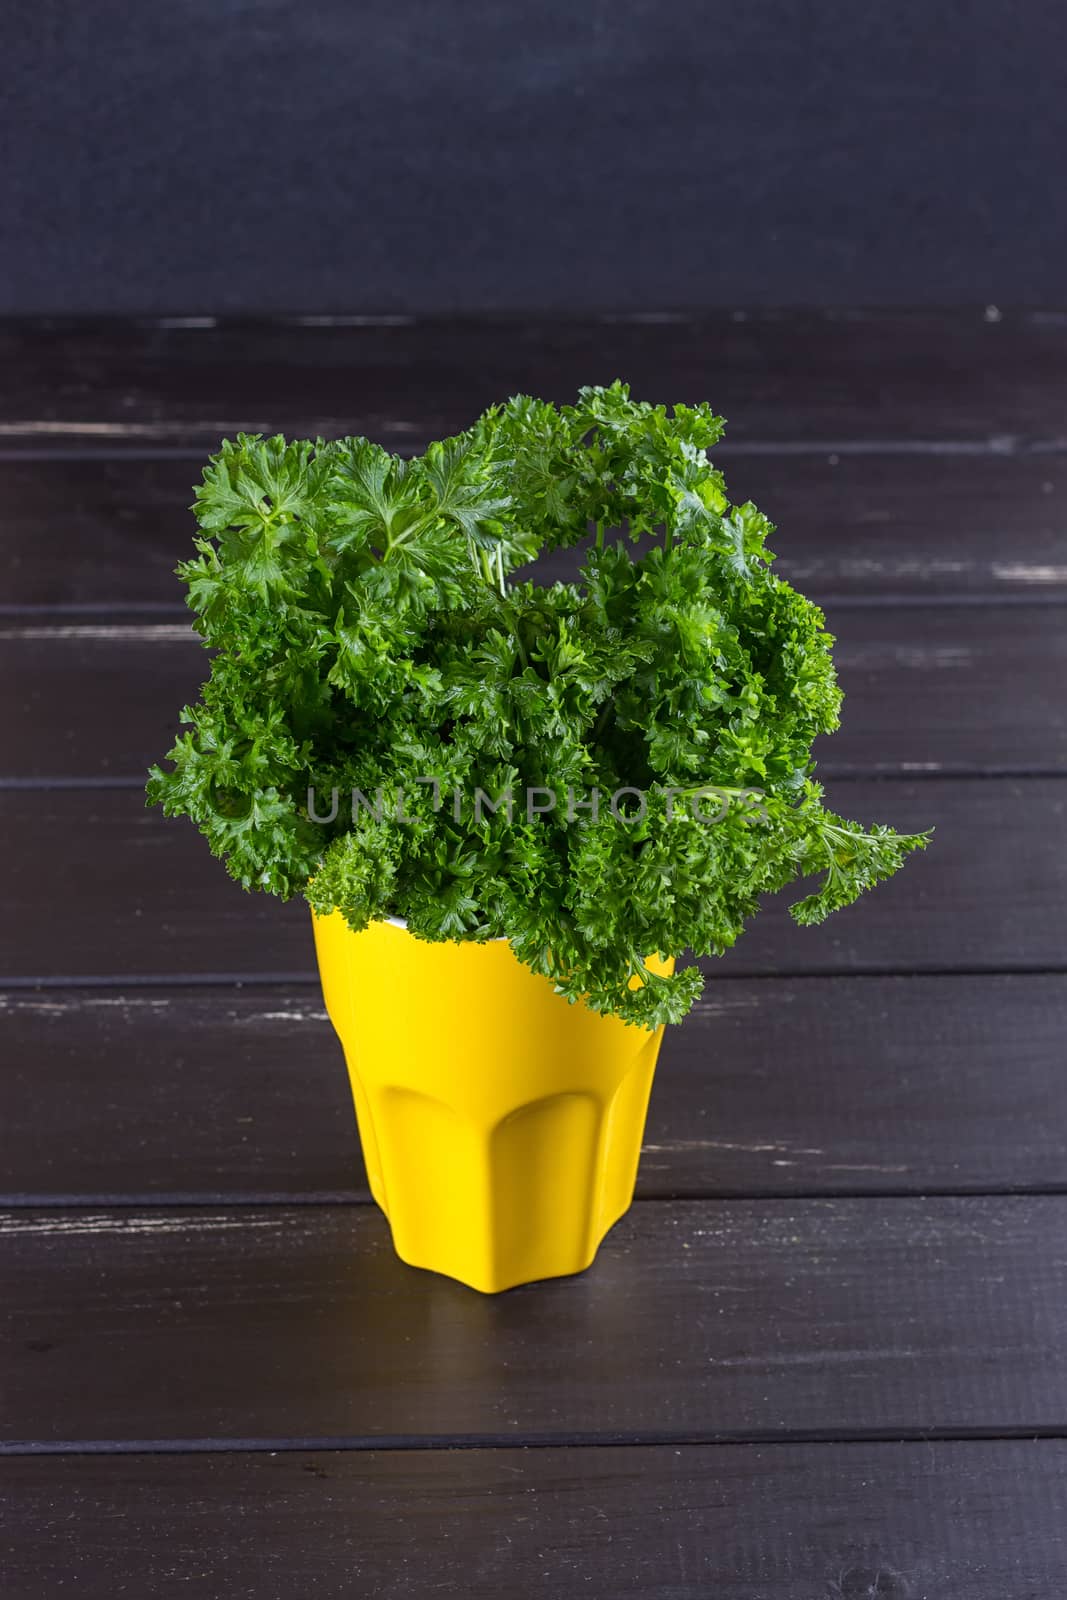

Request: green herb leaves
left=147, top=383, right=931, bottom=1028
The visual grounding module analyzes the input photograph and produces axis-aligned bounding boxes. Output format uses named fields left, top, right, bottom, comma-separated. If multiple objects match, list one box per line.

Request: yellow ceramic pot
left=312, top=911, right=673, bottom=1293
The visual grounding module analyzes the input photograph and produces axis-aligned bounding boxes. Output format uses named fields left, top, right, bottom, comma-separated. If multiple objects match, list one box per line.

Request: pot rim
left=383, top=915, right=508, bottom=943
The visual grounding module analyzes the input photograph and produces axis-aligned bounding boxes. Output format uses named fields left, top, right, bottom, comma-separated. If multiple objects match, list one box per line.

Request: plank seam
left=4, top=1183, right=1067, bottom=1208
left=7, top=593, right=1067, bottom=621
left=4, top=439, right=1067, bottom=465
left=0, top=968, right=1057, bottom=994
left=7, top=963, right=1067, bottom=989
left=5, top=766, right=1067, bottom=791
left=4, top=1426, right=1067, bottom=1457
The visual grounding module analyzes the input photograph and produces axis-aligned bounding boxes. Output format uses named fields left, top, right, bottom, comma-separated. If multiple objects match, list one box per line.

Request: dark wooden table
left=2, top=311, right=1067, bottom=1597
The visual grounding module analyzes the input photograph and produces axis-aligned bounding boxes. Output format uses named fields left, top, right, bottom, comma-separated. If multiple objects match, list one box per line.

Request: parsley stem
left=591, top=696, right=615, bottom=742
left=512, top=615, right=530, bottom=670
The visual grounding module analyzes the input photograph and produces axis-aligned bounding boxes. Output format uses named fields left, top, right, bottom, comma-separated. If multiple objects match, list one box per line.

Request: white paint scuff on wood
left=0, top=624, right=196, bottom=642
left=0, top=1212, right=285, bottom=1238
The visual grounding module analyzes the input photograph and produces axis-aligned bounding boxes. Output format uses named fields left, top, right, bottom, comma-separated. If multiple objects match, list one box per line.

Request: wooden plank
left=2, top=1442, right=1066, bottom=1598
left=1, top=458, right=196, bottom=607
left=728, top=449, right=1067, bottom=597
left=4, top=452, right=1067, bottom=608
left=815, top=603, right=1065, bottom=773
left=0, top=780, right=1057, bottom=982
left=3, top=975, right=1066, bottom=1202
left=4, top=1196, right=1067, bottom=1441
left=2, top=605, right=1064, bottom=780
left=0, top=623, right=205, bottom=780
left=2, top=311, right=1066, bottom=452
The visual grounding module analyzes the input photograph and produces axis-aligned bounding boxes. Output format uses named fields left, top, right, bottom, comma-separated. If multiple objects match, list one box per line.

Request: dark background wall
left=1, top=0, right=1064, bottom=313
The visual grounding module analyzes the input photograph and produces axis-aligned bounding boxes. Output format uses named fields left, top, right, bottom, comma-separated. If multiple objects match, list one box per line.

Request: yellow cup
left=312, top=911, right=673, bottom=1293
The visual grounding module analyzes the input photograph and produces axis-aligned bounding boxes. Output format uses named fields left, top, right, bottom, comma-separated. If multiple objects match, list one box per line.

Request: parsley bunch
left=147, top=383, right=930, bottom=1028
